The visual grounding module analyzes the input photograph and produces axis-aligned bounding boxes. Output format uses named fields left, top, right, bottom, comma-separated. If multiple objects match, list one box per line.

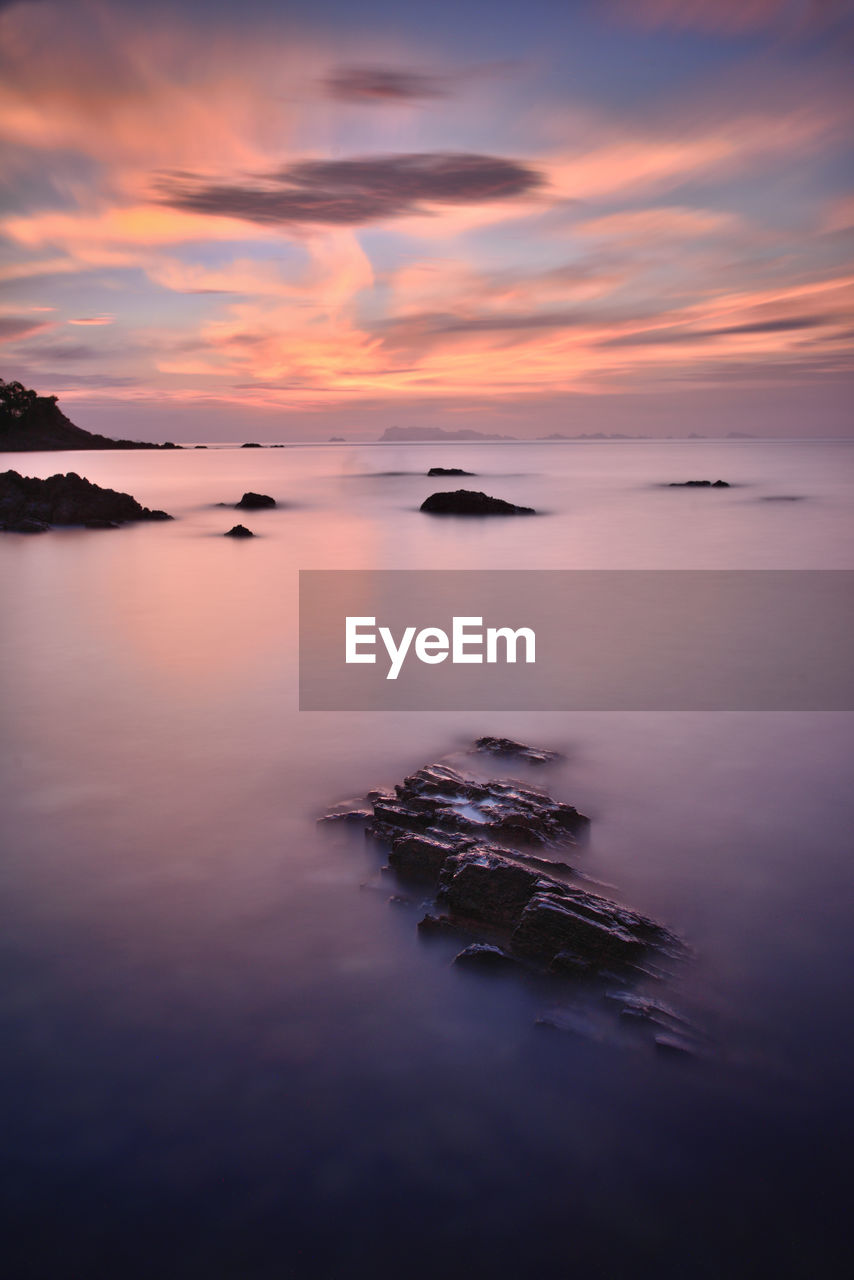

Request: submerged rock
left=0, top=470, right=173, bottom=530
left=474, top=736, right=561, bottom=764
left=420, top=489, right=535, bottom=515
left=667, top=480, right=730, bottom=488
left=225, top=524, right=254, bottom=537
left=427, top=467, right=474, bottom=476
left=235, top=492, right=276, bottom=509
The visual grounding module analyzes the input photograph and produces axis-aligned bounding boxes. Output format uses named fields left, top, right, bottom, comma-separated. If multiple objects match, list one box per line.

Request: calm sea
left=1, top=440, right=852, bottom=1278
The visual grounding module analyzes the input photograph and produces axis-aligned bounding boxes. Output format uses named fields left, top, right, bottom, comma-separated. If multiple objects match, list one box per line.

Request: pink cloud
left=68, top=315, right=115, bottom=326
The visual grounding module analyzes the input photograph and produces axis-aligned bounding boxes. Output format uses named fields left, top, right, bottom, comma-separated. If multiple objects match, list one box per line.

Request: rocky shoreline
left=0, top=470, right=173, bottom=531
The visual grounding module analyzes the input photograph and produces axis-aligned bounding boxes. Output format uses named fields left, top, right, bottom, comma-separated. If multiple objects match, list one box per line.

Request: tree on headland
left=0, top=379, right=52, bottom=420
left=0, top=378, right=169, bottom=451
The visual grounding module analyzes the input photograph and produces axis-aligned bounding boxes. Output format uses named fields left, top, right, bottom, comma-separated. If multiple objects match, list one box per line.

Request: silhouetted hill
left=0, top=380, right=178, bottom=451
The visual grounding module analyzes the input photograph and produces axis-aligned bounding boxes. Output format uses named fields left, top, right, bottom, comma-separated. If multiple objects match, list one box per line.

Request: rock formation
left=0, top=470, right=173, bottom=530
left=420, top=489, right=535, bottom=515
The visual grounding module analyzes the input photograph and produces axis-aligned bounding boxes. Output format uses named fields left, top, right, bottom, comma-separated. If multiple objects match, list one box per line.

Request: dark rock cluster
left=427, top=467, right=473, bottom=476
left=321, top=748, right=680, bottom=985
left=420, top=489, right=535, bottom=515
left=667, top=480, right=730, bottom=488
left=0, top=470, right=173, bottom=531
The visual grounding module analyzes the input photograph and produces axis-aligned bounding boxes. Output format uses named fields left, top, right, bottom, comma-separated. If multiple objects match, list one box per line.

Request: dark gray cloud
left=14, top=342, right=98, bottom=362
left=600, top=315, right=831, bottom=347
left=0, top=316, right=53, bottom=342
left=324, top=66, right=449, bottom=102
left=158, top=153, right=542, bottom=227
left=378, top=302, right=652, bottom=343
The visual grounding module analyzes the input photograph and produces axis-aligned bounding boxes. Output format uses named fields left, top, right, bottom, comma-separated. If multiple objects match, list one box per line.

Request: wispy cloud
left=0, top=0, right=850, bottom=433
left=0, top=315, right=53, bottom=342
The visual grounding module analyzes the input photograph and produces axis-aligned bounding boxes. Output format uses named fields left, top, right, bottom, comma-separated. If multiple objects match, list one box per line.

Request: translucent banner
left=299, top=570, right=854, bottom=710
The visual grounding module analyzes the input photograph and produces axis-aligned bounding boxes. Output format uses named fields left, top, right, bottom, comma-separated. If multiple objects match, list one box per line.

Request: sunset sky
left=1, top=0, right=853, bottom=440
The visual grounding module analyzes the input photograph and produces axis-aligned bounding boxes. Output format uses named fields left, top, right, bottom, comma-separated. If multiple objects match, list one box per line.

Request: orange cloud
left=68, top=314, right=115, bottom=326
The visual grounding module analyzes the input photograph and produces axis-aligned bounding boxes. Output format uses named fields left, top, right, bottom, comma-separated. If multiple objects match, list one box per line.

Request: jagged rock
left=453, top=943, right=517, bottom=970
left=388, top=831, right=466, bottom=882
left=417, top=912, right=470, bottom=937
left=420, top=489, right=535, bottom=515
left=235, top=492, right=276, bottom=509
left=322, top=743, right=680, bottom=985
left=427, top=467, right=473, bottom=476
left=440, top=847, right=541, bottom=927
left=667, top=480, right=730, bottom=488
left=474, top=736, right=561, bottom=764
left=511, top=889, right=652, bottom=966
left=0, top=470, right=173, bottom=529
left=376, top=762, right=588, bottom=848
left=550, top=950, right=597, bottom=976
left=225, top=524, right=254, bottom=538
left=317, top=804, right=374, bottom=824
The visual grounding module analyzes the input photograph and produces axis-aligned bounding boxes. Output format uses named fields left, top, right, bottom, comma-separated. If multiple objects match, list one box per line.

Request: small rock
left=427, top=467, right=474, bottom=476
left=420, top=489, right=535, bottom=515
left=453, top=943, right=517, bottom=970
left=667, top=480, right=730, bottom=488
left=317, top=805, right=372, bottom=824
left=474, top=736, right=561, bottom=764
left=241, top=442, right=262, bottom=448
left=417, top=912, right=461, bottom=936
left=235, top=492, right=276, bottom=509
left=225, top=524, right=254, bottom=538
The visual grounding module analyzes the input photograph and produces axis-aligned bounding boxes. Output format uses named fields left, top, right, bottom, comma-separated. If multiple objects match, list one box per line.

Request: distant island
left=378, top=426, right=515, bottom=442
left=379, top=426, right=758, bottom=443
left=0, top=380, right=178, bottom=451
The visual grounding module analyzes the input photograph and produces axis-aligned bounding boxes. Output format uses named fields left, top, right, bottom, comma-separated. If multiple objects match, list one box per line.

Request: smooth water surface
left=1, top=441, right=853, bottom=1278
